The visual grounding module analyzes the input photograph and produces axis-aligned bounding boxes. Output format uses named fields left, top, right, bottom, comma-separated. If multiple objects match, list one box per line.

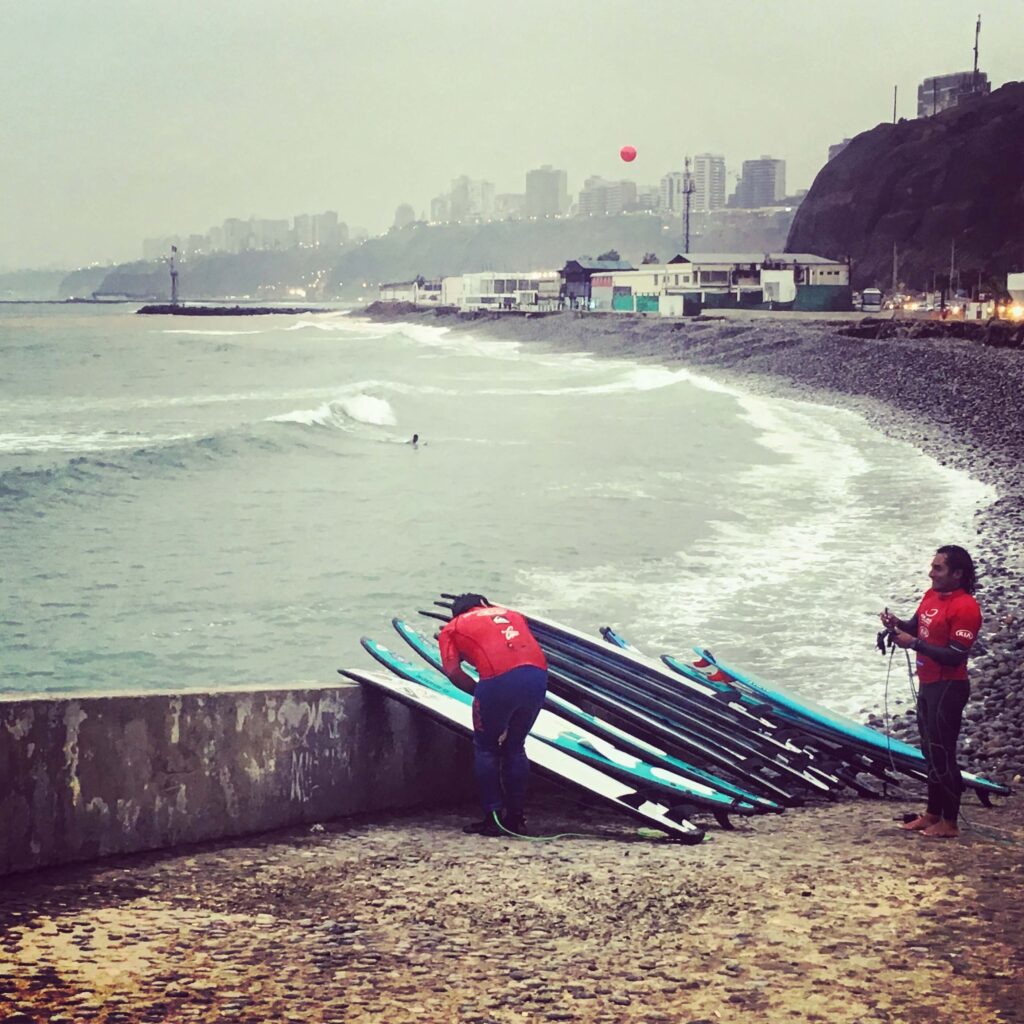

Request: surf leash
left=490, top=811, right=710, bottom=845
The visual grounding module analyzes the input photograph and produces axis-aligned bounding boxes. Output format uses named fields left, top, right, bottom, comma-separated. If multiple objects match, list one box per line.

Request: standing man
left=880, top=545, right=981, bottom=839
left=439, top=594, right=548, bottom=837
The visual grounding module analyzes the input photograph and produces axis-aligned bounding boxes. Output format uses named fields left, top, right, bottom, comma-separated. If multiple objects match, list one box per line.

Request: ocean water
left=0, top=304, right=994, bottom=715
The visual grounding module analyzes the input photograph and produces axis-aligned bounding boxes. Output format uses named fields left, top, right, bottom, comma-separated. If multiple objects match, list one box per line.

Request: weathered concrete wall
left=0, top=682, right=474, bottom=876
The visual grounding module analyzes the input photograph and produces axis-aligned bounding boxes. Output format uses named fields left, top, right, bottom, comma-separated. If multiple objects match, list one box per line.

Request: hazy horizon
left=1, top=0, right=1018, bottom=271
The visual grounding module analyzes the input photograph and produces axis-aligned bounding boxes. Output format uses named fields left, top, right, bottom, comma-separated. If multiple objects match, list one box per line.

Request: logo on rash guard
left=954, top=628, right=975, bottom=642
left=491, top=615, right=520, bottom=642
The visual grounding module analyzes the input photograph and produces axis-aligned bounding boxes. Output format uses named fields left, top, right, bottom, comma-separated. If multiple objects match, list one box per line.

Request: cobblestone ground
left=1, top=792, right=1022, bottom=1024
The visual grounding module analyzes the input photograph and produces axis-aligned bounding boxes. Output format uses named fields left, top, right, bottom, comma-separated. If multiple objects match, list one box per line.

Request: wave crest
left=269, top=392, right=397, bottom=428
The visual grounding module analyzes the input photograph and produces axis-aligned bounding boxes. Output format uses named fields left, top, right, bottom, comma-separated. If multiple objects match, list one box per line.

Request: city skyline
left=1, top=0, right=1019, bottom=270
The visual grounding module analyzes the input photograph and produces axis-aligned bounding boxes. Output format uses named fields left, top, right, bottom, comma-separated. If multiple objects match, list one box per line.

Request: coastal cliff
left=787, top=81, right=1024, bottom=290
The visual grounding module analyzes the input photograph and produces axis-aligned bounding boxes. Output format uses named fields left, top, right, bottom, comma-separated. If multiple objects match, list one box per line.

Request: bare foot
left=921, top=821, right=960, bottom=839
left=900, top=813, right=940, bottom=832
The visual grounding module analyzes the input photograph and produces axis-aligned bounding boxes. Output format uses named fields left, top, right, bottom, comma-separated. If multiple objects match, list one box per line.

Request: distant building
left=577, top=176, right=637, bottom=216
left=223, top=218, right=251, bottom=253
left=313, top=210, right=344, bottom=247
left=525, top=165, right=568, bottom=218
left=692, top=154, right=726, bottom=212
left=730, top=157, right=786, bottom=208
left=828, top=138, right=852, bottom=162
left=293, top=214, right=313, bottom=247
left=379, top=278, right=442, bottom=305
left=430, top=195, right=450, bottom=222
left=559, top=258, right=636, bottom=308
left=252, top=219, right=290, bottom=250
left=393, top=204, right=416, bottom=230
left=659, top=171, right=686, bottom=215
left=459, top=271, right=561, bottom=312
left=917, top=71, right=990, bottom=117
left=635, top=185, right=659, bottom=212
left=495, top=192, right=526, bottom=219
left=449, top=176, right=495, bottom=221
left=143, top=207, right=348, bottom=259
left=591, top=253, right=850, bottom=315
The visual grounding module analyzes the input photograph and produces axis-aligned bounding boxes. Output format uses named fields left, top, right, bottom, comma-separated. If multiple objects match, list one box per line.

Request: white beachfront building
left=455, top=271, right=561, bottom=312
left=377, top=279, right=442, bottom=304
left=591, top=253, right=849, bottom=315
left=380, top=271, right=560, bottom=312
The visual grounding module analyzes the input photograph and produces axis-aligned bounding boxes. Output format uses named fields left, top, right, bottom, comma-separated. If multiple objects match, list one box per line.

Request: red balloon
left=620, top=145, right=637, bottom=163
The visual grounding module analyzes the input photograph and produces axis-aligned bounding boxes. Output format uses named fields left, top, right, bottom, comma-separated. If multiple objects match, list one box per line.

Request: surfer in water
left=880, top=545, right=981, bottom=839
left=439, top=594, right=548, bottom=837
left=409, top=433, right=419, bottom=448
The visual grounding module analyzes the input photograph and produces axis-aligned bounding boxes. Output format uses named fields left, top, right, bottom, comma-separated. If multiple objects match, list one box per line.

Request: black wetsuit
left=898, top=610, right=975, bottom=821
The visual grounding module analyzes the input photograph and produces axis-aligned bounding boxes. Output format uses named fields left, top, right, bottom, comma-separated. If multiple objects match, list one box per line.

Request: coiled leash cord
left=490, top=809, right=709, bottom=845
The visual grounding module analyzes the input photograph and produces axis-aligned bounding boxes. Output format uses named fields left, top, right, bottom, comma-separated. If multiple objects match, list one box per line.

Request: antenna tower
left=682, top=157, right=696, bottom=253
left=973, top=14, right=981, bottom=87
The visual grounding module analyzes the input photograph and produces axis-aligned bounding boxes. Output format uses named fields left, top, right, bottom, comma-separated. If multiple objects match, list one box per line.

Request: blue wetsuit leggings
left=471, top=665, right=547, bottom=816
left=916, top=679, right=970, bottom=822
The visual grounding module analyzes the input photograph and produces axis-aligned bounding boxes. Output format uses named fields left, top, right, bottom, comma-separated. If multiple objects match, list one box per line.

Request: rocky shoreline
left=366, top=306, right=1023, bottom=785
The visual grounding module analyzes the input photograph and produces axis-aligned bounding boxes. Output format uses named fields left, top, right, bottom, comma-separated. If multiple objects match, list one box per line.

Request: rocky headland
left=787, top=80, right=1024, bottom=289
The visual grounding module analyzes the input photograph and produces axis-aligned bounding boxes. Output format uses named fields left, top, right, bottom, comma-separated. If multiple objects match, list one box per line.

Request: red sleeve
left=438, top=621, right=461, bottom=676
left=949, top=596, right=982, bottom=650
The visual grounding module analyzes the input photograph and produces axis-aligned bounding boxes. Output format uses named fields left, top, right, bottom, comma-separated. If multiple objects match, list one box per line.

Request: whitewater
left=0, top=304, right=993, bottom=715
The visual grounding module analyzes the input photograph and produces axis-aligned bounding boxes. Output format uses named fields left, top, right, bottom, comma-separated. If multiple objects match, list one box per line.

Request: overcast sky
left=1, top=0, right=1018, bottom=270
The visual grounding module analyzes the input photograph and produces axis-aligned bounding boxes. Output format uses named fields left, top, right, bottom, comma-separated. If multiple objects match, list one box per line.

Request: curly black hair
left=936, top=545, right=977, bottom=594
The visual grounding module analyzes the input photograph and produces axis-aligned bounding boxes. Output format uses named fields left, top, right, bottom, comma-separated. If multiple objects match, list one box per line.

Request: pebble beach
left=1, top=793, right=1022, bottom=1024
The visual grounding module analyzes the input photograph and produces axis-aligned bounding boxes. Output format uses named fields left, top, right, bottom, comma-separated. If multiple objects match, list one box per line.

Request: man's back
left=439, top=605, right=547, bottom=680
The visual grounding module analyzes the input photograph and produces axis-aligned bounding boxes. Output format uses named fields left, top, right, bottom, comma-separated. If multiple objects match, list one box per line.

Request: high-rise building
left=636, top=185, right=659, bottom=212
left=449, top=176, right=495, bottom=221
left=313, top=210, right=341, bottom=247
left=828, top=138, right=853, bottom=162
left=917, top=71, right=990, bottom=117
left=659, top=172, right=686, bottom=215
left=495, top=193, right=526, bottom=219
left=692, top=154, right=726, bottom=212
left=223, top=218, right=251, bottom=253
left=430, top=195, right=450, bottom=222
left=252, top=219, right=290, bottom=250
left=393, top=204, right=416, bottom=230
left=525, top=165, right=568, bottom=218
left=577, top=177, right=637, bottom=216
left=293, top=214, right=313, bottom=247
left=731, top=157, right=786, bottom=208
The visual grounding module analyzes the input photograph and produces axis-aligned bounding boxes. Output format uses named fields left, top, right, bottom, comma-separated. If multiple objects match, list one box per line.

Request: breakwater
left=135, top=304, right=325, bottom=315
left=0, top=683, right=473, bottom=876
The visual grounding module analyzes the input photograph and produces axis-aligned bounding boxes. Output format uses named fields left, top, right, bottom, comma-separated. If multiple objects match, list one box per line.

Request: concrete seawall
left=0, top=682, right=474, bottom=876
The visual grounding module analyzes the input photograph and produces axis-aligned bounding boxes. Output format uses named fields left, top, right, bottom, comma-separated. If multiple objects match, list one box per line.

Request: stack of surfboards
left=339, top=598, right=1010, bottom=844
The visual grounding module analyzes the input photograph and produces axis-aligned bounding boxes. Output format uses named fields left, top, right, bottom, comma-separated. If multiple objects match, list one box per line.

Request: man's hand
left=879, top=609, right=898, bottom=631
left=893, top=629, right=917, bottom=649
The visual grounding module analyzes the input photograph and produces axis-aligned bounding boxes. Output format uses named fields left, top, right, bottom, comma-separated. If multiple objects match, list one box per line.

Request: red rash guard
left=914, top=587, right=981, bottom=684
left=439, top=606, right=547, bottom=680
